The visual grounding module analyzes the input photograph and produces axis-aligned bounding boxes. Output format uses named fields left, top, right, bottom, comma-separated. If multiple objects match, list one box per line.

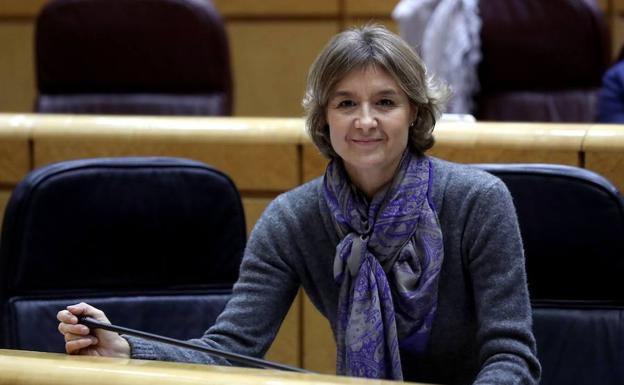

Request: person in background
left=597, top=60, right=624, bottom=123
left=57, top=24, right=540, bottom=385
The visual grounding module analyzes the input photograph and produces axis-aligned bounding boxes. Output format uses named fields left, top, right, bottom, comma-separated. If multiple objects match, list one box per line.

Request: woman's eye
left=378, top=99, right=395, bottom=106
left=337, top=100, right=356, bottom=108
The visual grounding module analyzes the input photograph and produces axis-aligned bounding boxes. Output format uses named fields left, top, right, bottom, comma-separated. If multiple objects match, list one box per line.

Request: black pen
left=78, top=316, right=312, bottom=374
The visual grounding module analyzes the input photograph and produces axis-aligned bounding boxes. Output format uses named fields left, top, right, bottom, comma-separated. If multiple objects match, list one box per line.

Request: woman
left=57, top=25, right=540, bottom=384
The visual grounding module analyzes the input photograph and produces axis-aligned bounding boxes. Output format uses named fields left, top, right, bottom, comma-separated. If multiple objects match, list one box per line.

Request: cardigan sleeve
left=126, top=196, right=301, bottom=365
left=463, top=178, right=541, bottom=385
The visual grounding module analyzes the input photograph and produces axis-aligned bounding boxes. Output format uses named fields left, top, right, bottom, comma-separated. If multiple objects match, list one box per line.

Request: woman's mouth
left=352, top=138, right=382, bottom=146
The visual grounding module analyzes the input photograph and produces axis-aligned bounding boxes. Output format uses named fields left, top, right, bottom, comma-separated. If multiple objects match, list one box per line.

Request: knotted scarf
left=323, top=151, right=444, bottom=380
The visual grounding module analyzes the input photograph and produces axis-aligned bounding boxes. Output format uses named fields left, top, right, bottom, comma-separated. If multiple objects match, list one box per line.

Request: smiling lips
left=351, top=137, right=383, bottom=146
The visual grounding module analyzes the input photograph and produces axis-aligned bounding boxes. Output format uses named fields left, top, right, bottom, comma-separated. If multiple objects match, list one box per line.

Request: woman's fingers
left=57, top=309, right=78, bottom=324
left=65, top=336, right=98, bottom=354
left=57, top=303, right=109, bottom=350
left=57, top=302, right=130, bottom=358
left=59, top=302, right=111, bottom=337
left=58, top=321, right=90, bottom=337
left=64, top=331, right=98, bottom=344
left=66, top=302, right=108, bottom=323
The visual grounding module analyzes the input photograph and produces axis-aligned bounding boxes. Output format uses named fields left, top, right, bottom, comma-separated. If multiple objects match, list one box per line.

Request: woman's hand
left=57, top=302, right=130, bottom=358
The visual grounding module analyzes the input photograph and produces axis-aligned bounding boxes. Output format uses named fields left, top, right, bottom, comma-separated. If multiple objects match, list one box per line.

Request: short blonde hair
left=303, top=24, right=449, bottom=158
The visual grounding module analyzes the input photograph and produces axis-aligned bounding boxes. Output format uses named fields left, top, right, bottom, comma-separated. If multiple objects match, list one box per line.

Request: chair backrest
left=474, top=163, right=624, bottom=385
left=476, top=0, right=610, bottom=122
left=35, top=0, right=232, bottom=116
left=0, top=157, right=246, bottom=352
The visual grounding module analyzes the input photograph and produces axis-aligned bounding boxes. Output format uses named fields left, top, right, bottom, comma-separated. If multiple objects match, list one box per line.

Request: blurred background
left=0, top=0, right=617, bottom=118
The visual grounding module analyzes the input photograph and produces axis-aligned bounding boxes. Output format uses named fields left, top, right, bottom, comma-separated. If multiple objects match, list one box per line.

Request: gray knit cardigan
left=127, top=157, right=541, bottom=385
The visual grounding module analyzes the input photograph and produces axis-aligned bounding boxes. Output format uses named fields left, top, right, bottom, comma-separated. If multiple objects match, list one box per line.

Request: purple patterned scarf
left=323, top=151, right=444, bottom=380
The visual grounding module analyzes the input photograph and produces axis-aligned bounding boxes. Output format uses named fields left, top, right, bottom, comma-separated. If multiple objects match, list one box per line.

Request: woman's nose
left=355, top=105, right=377, bottom=130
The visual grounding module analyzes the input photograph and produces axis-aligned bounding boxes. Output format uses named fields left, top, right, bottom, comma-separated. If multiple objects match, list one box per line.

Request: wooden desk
left=0, top=349, right=424, bottom=385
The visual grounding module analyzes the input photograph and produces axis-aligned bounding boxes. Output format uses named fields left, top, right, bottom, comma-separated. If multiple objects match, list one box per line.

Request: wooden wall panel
left=583, top=124, right=624, bottom=191
left=265, top=292, right=301, bottom=367
left=213, top=0, right=338, bottom=16
left=302, top=294, right=335, bottom=374
left=242, top=196, right=299, bottom=368
left=0, top=139, right=30, bottom=185
left=241, top=197, right=273, bottom=235
left=343, top=19, right=397, bottom=32
left=242, top=196, right=296, bottom=368
left=303, top=146, right=580, bottom=182
left=584, top=152, right=624, bottom=191
left=430, top=122, right=584, bottom=166
left=302, top=122, right=586, bottom=182
left=428, top=148, right=580, bottom=166
left=302, top=143, right=328, bottom=182
left=434, top=122, right=587, bottom=150
left=344, top=0, right=399, bottom=17
left=0, top=22, right=36, bottom=113
left=24, top=114, right=303, bottom=212
left=0, top=0, right=48, bottom=18
left=0, top=0, right=613, bottom=21
left=0, top=118, right=32, bottom=185
left=343, top=0, right=397, bottom=30
left=227, top=21, right=339, bottom=117
left=0, top=116, right=30, bottom=243
left=33, top=140, right=299, bottom=192
left=0, top=189, right=13, bottom=224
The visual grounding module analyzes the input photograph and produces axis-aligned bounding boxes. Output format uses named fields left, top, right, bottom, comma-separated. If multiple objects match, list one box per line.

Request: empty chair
left=35, top=0, right=233, bottom=116
left=0, top=157, right=246, bottom=352
left=475, top=163, right=624, bottom=385
left=476, top=0, right=610, bottom=122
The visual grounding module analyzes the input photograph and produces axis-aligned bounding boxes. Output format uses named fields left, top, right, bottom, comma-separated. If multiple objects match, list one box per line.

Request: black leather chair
left=0, top=157, right=246, bottom=352
left=35, top=0, right=233, bottom=116
left=476, top=0, right=610, bottom=122
left=475, top=163, right=624, bottom=385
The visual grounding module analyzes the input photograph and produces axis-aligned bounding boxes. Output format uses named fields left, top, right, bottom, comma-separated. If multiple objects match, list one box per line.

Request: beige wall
left=226, top=21, right=339, bottom=117
left=0, top=20, right=35, bottom=112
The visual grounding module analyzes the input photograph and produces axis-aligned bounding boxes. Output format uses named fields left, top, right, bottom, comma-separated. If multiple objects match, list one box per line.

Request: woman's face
left=326, top=65, right=413, bottom=187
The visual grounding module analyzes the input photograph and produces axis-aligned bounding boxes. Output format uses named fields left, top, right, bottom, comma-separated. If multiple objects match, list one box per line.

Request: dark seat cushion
left=9, top=293, right=231, bottom=352
left=533, top=306, right=624, bottom=385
